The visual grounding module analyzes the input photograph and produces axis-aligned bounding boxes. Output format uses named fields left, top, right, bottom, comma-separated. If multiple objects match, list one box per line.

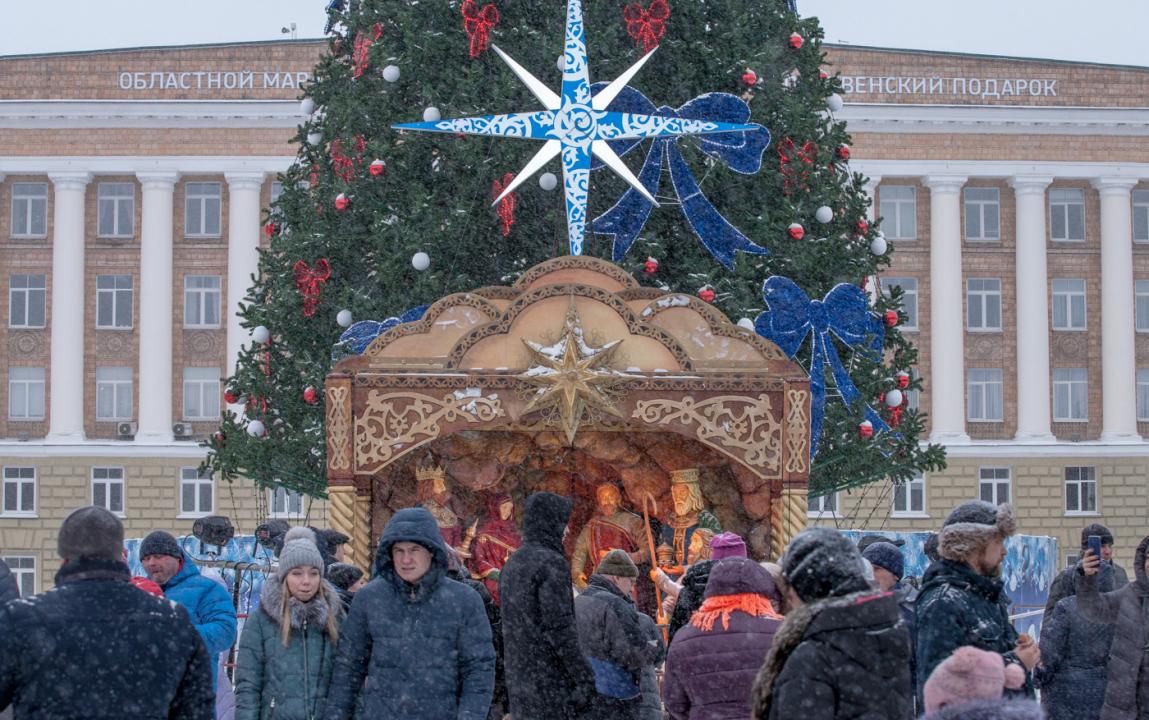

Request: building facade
left=0, top=39, right=1146, bottom=592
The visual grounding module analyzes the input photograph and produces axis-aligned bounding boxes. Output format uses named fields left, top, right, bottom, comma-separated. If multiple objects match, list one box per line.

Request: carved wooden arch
left=362, top=292, right=503, bottom=357
left=637, top=294, right=790, bottom=363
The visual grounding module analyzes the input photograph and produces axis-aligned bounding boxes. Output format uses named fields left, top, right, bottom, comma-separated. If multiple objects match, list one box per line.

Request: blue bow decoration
left=754, top=277, right=890, bottom=458
left=336, top=305, right=428, bottom=356
left=589, top=85, right=772, bottom=270
left=324, top=0, right=345, bottom=34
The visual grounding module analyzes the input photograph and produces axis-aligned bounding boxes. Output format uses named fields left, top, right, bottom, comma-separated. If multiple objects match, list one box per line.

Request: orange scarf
left=690, top=593, right=783, bottom=632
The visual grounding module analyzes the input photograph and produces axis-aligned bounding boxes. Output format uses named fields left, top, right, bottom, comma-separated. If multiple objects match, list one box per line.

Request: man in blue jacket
left=141, top=530, right=237, bottom=695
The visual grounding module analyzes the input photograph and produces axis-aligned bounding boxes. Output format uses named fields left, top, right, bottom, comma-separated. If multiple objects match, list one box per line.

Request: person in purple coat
left=662, top=557, right=784, bottom=719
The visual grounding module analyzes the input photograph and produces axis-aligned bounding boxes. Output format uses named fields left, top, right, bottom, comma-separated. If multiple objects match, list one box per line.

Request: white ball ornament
left=870, top=233, right=888, bottom=255
left=737, top=318, right=755, bottom=330
left=539, top=172, right=558, bottom=191
left=247, top=420, right=266, bottom=438
left=300, top=98, right=316, bottom=116
left=423, top=107, right=441, bottom=122
left=826, top=93, right=844, bottom=112
left=411, top=251, right=431, bottom=271
left=556, top=55, right=567, bottom=71
left=251, top=325, right=271, bottom=344
left=382, top=65, right=401, bottom=82
left=885, top=389, right=904, bottom=408
left=307, top=131, right=323, bottom=146
left=337, top=309, right=353, bottom=328
left=815, top=205, right=834, bottom=224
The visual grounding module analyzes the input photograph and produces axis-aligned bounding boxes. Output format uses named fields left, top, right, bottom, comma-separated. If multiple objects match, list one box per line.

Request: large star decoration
left=516, top=301, right=636, bottom=443
left=394, top=0, right=760, bottom=255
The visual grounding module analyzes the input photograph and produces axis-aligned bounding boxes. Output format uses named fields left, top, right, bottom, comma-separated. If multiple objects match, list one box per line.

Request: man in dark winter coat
left=0, top=560, right=17, bottom=605
left=751, top=527, right=912, bottom=720
left=1042, top=523, right=1129, bottom=627
left=1075, top=533, right=1149, bottom=720
left=500, top=492, right=596, bottom=720
left=324, top=507, right=496, bottom=720
left=1036, top=563, right=1117, bottom=720
left=863, top=540, right=920, bottom=709
left=664, top=556, right=784, bottom=720
left=916, top=500, right=1038, bottom=701
left=0, top=506, right=214, bottom=719
left=575, top=549, right=662, bottom=720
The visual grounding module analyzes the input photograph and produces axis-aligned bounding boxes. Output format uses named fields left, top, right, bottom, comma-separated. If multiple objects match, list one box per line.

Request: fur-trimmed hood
left=259, top=576, right=344, bottom=629
left=939, top=502, right=1016, bottom=562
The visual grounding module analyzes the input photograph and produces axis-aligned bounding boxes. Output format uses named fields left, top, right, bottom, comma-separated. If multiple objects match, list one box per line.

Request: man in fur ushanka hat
left=916, top=500, right=1040, bottom=702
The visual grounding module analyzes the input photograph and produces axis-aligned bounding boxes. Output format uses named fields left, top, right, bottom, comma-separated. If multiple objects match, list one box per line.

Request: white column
left=863, top=176, right=882, bottom=221
left=225, top=172, right=266, bottom=385
left=923, top=175, right=970, bottom=444
left=46, top=172, right=92, bottom=442
left=1009, top=176, right=1056, bottom=443
left=1094, top=178, right=1141, bottom=442
left=136, top=172, right=179, bottom=443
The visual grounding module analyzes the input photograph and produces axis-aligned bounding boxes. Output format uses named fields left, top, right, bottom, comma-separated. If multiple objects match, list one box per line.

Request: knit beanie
left=710, top=532, right=748, bottom=561
left=923, top=646, right=1026, bottom=712
left=782, top=527, right=871, bottom=602
left=57, top=506, right=124, bottom=562
left=326, top=562, right=365, bottom=592
left=938, top=500, right=1016, bottom=562
left=862, top=541, right=905, bottom=580
left=276, top=527, right=325, bottom=581
left=596, top=548, right=639, bottom=578
left=138, top=530, right=183, bottom=561
left=1080, top=523, right=1114, bottom=549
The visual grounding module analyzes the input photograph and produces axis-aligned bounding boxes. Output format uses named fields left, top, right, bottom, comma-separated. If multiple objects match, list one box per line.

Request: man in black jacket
left=1042, top=522, right=1129, bottom=628
left=0, top=506, right=213, bottom=719
left=916, top=500, right=1039, bottom=701
left=500, top=492, right=596, bottom=720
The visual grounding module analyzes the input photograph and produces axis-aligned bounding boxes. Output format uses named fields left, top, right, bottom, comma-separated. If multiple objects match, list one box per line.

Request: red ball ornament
left=885, top=309, right=899, bottom=327
left=836, top=144, right=851, bottom=161
left=787, top=223, right=805, bottom=240
left=369, top=159, right=386, bottom=176
left=858, top=420, right=874, bottom=439
left=741, top=68, right=758, bottom=86
left=264, top=222, right=277, bottom=237
left=335, top=193, right=350, bottom=210
left=303, top=386, right=319, bottom=405
left=643, top=256, right=659, bottom=275
left=788, top=32, right=804, bottom=49
left=819, top=70, right=828, bottom=80
left=213, top=431, right=226, bottom=445
left=896, top=371, right=910, bottom=389
left=856, top=218, right=869, bottom=235
left=698, top=286, right=716, bottom=303
left=224, top=390, right=238, bottom=404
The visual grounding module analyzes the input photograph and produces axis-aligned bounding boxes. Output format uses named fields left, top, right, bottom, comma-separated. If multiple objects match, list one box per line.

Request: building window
left=892, top=473, right=925, bottom=517
left=1065, top=466, right=1098, bottom=514
left=8, top=367, right=45, bottom=421
left=269, top=487, right=305, bottom=518
left=1138, top=369, right=1149, bottom=421
left=97, top=182, right=135, bottom=237
left=183, top=275, right=222, bottom=328
left=1053, top=368, right=1088, bottom=422
left=2, top=556, right=35, bottom=597
left=1049, top=188, right=1085, bottom=242
left=96, top=274, right=133, bottom=329
left=967, top=278, right=1002, bottom=331
left=1137, top=281, right=1149, bottom=333
left=1051, top=278, right=1086, bottom=330
left=185, top=182, right=222, bottom=237
left=1135, top=190, right=1149, bottom=243
left=965, top=187, right=1000, bottom=241
left=9, top=274, right=46, bottom=328
left=180, top=468, right=214, bottom=517
left=95, top=367, right=133, bottom=422
left=807, top=491, right=839, bottom=518
left=91, top=467, right=125, bottom=514
left=10, top=182, right=48, bottom=238
left=270, top=181, right=285, bottom=205
left=968, top=368, right=1004, bottom=422
left=880, top=185, right=916, bottom=240
left=2, top=467, right=36, bottom=516
left=183, top=367, right=221, bottom=421
left=883, top=277, right=918, bottom=330
left=979, top=467, right=1011, bottom=505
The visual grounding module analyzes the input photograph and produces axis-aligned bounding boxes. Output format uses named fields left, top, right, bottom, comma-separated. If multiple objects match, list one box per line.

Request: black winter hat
left=139, top=530, right=183, bottom=561
left=58, top=506, right=124, bottom=562
left=782, top=527, right=871, bottom=602
left=326, top=562, right=365, bottom=592
left=862, top=541, right=905, bottom=580
left=1080, top=523, right=1114, bottom=549
left=522, top=492, right=572, bottom=548
left=938, top=500, right=1016, bottom=562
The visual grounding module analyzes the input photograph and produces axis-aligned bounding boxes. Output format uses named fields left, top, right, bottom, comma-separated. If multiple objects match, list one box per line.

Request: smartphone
left=1087, top=534, right=1103, bottom=560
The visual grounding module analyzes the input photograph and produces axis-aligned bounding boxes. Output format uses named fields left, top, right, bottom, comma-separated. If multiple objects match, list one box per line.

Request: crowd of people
left=0, top=494, right=1145, bottom=720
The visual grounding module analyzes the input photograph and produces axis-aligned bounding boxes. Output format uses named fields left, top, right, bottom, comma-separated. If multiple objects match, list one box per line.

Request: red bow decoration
left=330, top=135, right=367, bottom=183
left=292, top=259, right=332, bottom=317
left=462, top=0, right=500, bottom=59
left=352, top=22, right=384, bottom=79
left=778, top=137, right=818, bottom=195
left=623, top=1, right=669, bottom=53
left=492, top=173, right=517, bottom=237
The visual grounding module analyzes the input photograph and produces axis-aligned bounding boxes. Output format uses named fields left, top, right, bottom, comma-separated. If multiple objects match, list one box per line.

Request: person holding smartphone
left=1043, top=524, right=1130, bottom=629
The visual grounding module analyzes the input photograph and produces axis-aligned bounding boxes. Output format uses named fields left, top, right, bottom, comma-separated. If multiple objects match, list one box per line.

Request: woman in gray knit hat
left=234, top=527, right=345, bottom=720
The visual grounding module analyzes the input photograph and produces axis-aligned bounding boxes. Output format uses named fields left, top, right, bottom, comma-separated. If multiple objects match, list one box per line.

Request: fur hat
left=782, top=527, right=870, bottom=602
left=58, top=506, right=124, bottom=562
left=138, top=530, right=182, bottom=561
left=938, top=501, right=1016, bottom=562
left=277, top=527, right=325, bottom=581
left=862, top=541, right=905, bottom=580
left=710, top=532, right=748, bottom=561
left=596, top=548, right=639, bottom=578
left=326, top=562, right=365, bottom=592
left=924, top=646, right=1026, bottom=712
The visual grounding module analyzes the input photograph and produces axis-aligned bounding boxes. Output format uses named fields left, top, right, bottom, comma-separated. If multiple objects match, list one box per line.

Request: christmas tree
left=205, top=0, right=946, bottom=507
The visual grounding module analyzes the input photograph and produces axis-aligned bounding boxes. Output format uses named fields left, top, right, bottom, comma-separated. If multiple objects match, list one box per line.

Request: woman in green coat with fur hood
left=235, top=527, right=345, bottom=720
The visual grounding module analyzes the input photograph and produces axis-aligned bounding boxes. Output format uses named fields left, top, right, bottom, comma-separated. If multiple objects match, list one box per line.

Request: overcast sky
left=1, top=0, right=1146, bottom=67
